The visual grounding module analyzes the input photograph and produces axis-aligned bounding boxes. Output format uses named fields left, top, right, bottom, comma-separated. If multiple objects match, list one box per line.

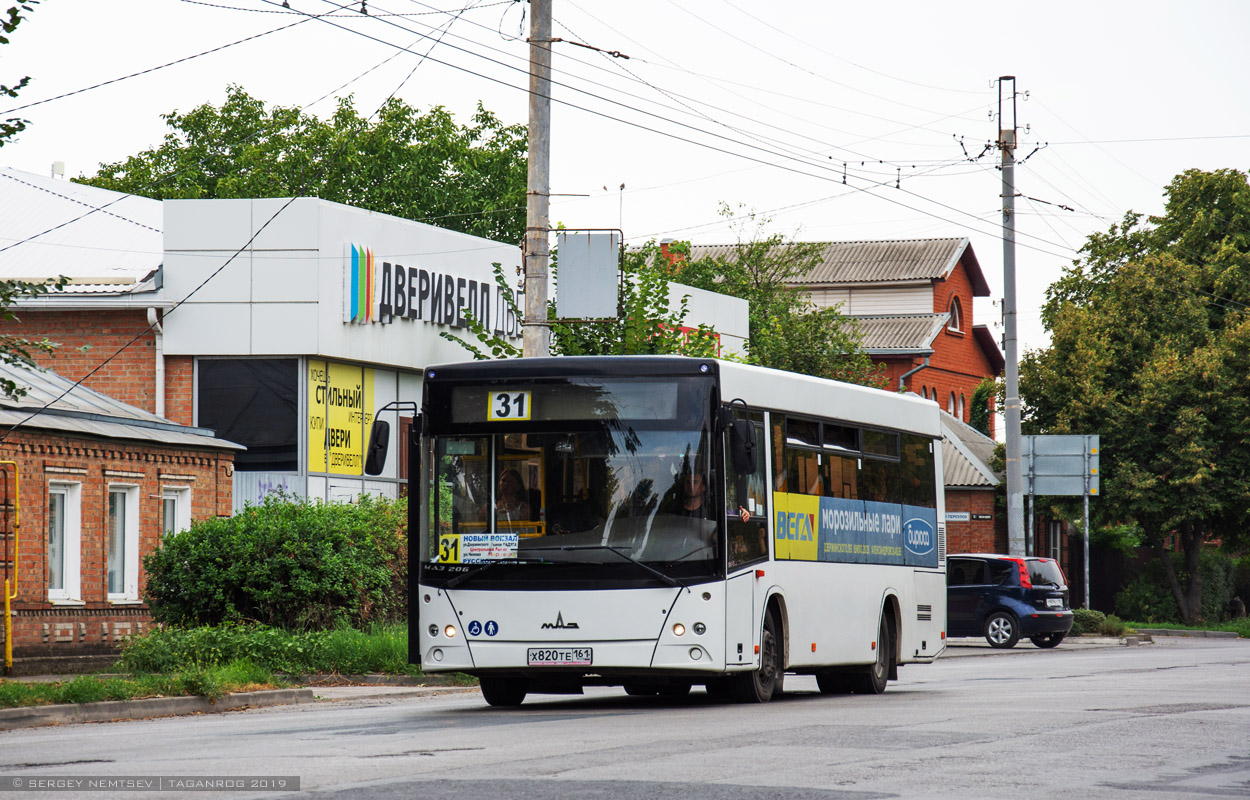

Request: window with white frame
left=948, top=297, right=963, bottom=332
left=162, top=486, right=192, bottom=537
left=47, top=483, right=82, bottom=602
left=107, top=485, right=140, bottom=601
left=948, top=392, right=957, bottom=414
left=959, top=394, right=966, bottom=420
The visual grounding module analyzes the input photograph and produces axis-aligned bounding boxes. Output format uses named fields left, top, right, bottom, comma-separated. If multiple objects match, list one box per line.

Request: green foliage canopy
left=79, top=85, right=528, bottom=243
left=1020, top=168, right=1250, bottom=623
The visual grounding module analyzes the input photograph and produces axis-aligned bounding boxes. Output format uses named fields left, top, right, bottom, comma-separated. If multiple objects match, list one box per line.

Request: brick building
left=0, top=363, right=239, bottom=666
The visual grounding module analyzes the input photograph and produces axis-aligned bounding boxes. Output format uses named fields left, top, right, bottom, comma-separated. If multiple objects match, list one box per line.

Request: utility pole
left=523, top=0, right=552, bottom=357
left=998, top=76, right=1025, bottom=557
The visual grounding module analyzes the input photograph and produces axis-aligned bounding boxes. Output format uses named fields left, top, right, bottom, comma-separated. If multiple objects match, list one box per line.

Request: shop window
left=107, top=485, right=140, bottom=601
left=162, top=486, right=192, bottom=537
left=47, top=483, right=82, bottom=603
left=197, top=358, right=298, bottom=471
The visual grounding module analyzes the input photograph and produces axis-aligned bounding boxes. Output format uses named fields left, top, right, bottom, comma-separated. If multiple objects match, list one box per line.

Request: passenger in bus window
left=496, top=468, right=532, bottom=521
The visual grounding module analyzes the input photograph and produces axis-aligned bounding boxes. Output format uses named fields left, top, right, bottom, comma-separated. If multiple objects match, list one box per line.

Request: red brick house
left=0, top=363, right=240, bottom=669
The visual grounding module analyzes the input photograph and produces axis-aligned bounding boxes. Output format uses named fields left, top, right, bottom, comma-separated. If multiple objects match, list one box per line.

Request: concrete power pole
left=523, top=0, right=552, bottom=357
left=998, top=76, right=1025, bottom=557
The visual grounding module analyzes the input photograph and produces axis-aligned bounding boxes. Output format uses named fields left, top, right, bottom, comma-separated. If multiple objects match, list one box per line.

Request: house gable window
left=947, top=297, right=963, bottom=333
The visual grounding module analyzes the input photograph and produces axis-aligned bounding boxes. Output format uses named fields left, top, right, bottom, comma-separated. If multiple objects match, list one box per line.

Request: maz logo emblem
left=541, top=612, right=579, bottom=630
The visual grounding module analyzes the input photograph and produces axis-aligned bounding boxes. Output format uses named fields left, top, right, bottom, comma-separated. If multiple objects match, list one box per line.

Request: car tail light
left=1005, top=557, right=1032, bottom=588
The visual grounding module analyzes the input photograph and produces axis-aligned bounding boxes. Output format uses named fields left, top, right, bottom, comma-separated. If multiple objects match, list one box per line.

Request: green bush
left=1098, top=615, right=1126, bottom=637
left=143, top=494, right=407, bottom=629
left=1071, top=608, right=1106, bottom=634
left=1113, top=549, right=1237, bottom=624
left=118, top=622, right=415, bottom=676
left=1113, top=576, right=1179, bottom=623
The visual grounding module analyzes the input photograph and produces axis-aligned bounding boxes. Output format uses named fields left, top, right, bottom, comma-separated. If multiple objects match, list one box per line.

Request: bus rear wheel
left=850, top=614, right=891, bottom=694
left=732, top=608, right=783, bottom=703
left=479, top=676, right=527, bottom=707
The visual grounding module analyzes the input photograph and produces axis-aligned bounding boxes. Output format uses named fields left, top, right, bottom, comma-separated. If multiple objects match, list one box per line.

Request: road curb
left=0, top=688, right=316, bottom=730
left=1134, top=628, right=1241, bottom=639
left=311, top=685, right=478, bottom=702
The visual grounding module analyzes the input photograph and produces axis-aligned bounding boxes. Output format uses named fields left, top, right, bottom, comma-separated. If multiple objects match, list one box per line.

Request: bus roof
left=425, top=355, right=941, bottom=438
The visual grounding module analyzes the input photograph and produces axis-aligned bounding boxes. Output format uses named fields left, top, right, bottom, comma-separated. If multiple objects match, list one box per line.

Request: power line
left=1, top=14, right=314, bottom=116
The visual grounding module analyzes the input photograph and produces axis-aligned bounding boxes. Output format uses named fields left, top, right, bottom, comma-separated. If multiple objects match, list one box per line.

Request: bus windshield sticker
left=488, top=390, right=532, bottom=421
left=460, top=532, right=520, bottom=563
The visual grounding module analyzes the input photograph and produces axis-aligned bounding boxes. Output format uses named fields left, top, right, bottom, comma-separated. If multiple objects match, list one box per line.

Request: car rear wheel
left=984, top=611, right=1020, bottom=649
left=479, top=676, right=527, bottom=707
left=1030, top=633, right=1065, bottom=649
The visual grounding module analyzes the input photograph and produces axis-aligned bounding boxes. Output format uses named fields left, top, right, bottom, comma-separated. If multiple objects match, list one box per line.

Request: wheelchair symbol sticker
left=467, top=620, right=482, bottom=636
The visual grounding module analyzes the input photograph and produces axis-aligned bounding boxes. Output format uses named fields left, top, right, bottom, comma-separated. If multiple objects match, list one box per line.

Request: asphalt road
left=1, top=637, right=1248, bottom=800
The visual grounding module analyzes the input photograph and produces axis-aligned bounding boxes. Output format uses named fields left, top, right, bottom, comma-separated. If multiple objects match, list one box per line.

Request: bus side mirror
left=364, top=420, right=390, bottom=476
left=729, top=418, right=756, bottom=475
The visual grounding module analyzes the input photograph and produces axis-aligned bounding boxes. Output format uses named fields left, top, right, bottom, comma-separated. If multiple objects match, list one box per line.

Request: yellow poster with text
left=308, top=360, right=375, bottom=475
left=772, top=492, right=819, bottom=561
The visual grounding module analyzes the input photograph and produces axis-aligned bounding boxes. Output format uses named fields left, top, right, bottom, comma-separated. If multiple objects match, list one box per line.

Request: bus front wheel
left=479, top=676, right=527, bottom=707
left=732, top=609, right=783, bottom=703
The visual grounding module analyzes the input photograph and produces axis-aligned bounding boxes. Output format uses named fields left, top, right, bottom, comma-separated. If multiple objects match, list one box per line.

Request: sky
left=4, top=0, right=1249, bottom=357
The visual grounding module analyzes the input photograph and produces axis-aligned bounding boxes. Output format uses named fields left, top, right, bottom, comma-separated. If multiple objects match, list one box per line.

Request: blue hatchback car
left=946, top=554, right=1075, bottom=648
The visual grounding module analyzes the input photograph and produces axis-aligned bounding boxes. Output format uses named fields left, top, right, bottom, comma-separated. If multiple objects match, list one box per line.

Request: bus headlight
left=428, top=624, right=439, bottom=637
left=692, top=622, right=706, bottom=635
left=672, top=623, right=686, bottom=636
left=444, top=625, right=458, bottom=638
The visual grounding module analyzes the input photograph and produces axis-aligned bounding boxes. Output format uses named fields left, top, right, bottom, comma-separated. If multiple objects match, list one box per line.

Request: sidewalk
left=0, top=676, right=476, bottom=731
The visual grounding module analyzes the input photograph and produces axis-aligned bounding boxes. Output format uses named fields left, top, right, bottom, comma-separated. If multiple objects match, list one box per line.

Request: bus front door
left=725, top=569, right=756, bottom=665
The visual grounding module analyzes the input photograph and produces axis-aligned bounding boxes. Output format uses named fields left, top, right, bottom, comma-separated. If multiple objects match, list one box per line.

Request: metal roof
left=852, top=313, right=949, bottom=353
left=940, top=409, right=1000, bottom=488
left=0, top=166, right=163, bottom=288
left=677, top=238, right=990, bottom=296
left=0, top=362, right=242, bottom=450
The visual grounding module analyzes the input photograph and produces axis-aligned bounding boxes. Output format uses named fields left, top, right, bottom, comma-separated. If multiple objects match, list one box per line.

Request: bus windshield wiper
left=525, top=545, right=686, bottom=589
left=444, top=561, right=501, bottom=589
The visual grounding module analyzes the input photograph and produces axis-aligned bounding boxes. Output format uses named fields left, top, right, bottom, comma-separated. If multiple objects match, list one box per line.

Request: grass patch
left=118, top=622, right=422, bottom=677
left=1125, top=619, right=1250, bottom=638
left=0, top=660, right=283, bottom=709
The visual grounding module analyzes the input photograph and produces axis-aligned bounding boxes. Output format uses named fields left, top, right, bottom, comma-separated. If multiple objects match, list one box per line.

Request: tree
left=1020, top=169, right=1250, bottom=623
left=968, top=378, right=996, bottom=436
left=657, top=206, right=886, bottom=388
left=79, top=85, right=528, bottom=243
left=1, top=0, right=38, bottom=147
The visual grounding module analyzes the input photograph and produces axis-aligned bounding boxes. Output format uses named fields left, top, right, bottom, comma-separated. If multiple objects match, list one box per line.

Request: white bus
left=370, top=356, right=946, bottom=706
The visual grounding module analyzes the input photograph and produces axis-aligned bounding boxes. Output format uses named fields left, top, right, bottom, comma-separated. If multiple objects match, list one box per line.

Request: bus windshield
left=424, top=426, right=719, bottom=585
